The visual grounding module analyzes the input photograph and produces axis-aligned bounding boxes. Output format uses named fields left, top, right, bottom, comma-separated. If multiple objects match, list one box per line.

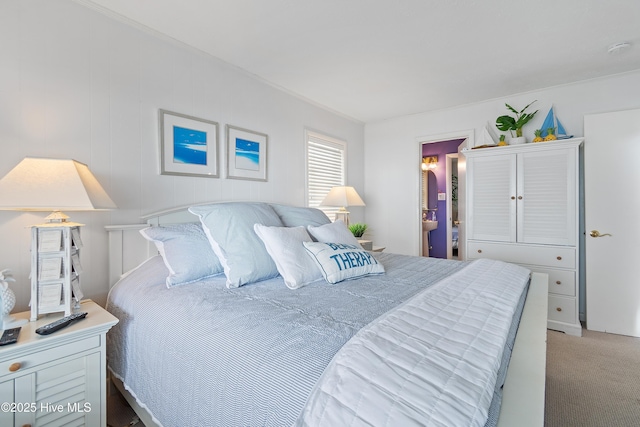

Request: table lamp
left=320, top=186, right=365, bottom=225
left=0, top=157, right=117, bottom=320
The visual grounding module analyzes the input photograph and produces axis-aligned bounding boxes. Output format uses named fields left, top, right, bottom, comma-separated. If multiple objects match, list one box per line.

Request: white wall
left=0, top=0, right=364, bottom=311
left=364, top=71, right=640, bottom=256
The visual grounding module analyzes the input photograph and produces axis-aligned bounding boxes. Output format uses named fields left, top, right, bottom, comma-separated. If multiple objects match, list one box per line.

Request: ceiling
left=77, top=0, right=640, bottom=122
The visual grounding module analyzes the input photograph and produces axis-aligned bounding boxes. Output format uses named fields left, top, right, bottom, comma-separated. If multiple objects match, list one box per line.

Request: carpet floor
left=107, top=390, right=145, bottom=427
left=545, top=328, right=640, bottom=426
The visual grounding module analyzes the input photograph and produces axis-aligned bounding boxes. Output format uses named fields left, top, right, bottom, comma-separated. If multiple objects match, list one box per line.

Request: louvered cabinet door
left=34, top=352, right=101, bottom=426
left=0, top=380, right=14, bottom=426
left=466, top=154, right=517, bottom=242
left=517, top=148, right=577, bottom=245
left=1, top=352, right=100, bottom=427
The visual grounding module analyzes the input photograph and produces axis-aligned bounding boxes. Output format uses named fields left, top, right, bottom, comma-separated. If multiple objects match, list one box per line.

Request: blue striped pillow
left=190, top=202, right=283, bottom=288
left=140, top=223, right=223, bottom=287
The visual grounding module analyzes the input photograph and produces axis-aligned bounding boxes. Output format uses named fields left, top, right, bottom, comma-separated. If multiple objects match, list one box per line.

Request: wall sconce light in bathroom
left=421, top=156, right=438, bottom=171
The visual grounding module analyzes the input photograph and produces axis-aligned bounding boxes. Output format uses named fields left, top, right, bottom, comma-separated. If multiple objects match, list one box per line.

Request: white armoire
left=463, top=138, right=583, bottom=336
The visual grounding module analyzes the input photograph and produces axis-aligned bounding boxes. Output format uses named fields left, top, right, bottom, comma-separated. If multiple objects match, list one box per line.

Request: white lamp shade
left=320, top=186, right=365, bottom=208
left=0, top=157, right=117, bottom=211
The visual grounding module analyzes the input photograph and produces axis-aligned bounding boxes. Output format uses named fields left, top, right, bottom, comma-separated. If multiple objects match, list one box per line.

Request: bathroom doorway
left=419, top=132, right=470, bottom=259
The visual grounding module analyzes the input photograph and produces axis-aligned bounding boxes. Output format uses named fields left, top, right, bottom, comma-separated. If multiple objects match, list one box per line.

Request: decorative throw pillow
left=306, top=220, right=361, bottom=246
left=189, top=202, right=283, bottom=288
left=303, top=241, right=385, bottom=284
left=269, top=204, right=331, bottom=228
left=253, top=224, right=323, bottom=289
left=140, top=223, right=223, bottom=288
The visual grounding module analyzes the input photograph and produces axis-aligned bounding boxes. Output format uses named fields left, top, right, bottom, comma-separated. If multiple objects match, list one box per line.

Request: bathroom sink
left=422, top=220, right=438, bottom=232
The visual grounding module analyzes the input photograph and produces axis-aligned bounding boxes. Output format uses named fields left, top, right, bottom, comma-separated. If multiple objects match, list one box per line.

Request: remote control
left=0, top=327, right=21, bottom=346
left=35, top=312, right=88, bottom=336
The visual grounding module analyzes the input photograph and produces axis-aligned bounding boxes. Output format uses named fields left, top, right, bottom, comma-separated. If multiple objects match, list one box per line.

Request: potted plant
left=348, top=223, right=368, bottom=238
left=495, top=101, right=538, bottom=144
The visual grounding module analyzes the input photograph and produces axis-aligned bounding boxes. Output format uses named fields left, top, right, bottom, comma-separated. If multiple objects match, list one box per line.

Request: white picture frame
left=226, top=125, right=268, bottom=181
left=159, top=109, right=219, bottom=178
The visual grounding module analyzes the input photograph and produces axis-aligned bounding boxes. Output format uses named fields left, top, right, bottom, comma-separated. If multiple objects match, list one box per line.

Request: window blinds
left=306, top=132, right=346, bottom=219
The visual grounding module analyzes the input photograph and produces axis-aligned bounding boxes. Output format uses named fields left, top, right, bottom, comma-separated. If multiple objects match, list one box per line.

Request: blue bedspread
left=106, top=253, right=527, bottom=427
left=107, top=253, right=469, bottom=426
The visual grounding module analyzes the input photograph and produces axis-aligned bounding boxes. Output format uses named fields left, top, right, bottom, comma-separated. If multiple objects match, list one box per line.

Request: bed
left=105, top=202, right=548, bottom=427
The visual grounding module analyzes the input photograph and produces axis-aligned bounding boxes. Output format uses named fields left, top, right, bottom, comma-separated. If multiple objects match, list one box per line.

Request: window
left=306, top=130, right=346, bottom=220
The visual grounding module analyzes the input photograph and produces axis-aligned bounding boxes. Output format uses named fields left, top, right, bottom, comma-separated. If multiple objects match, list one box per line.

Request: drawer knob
left=518, top=196, right=523, bottom=200
left=9, top=362, right=21, bottom=372
left=556, top=307, right=562, bottom=312
left=477, top=249, right=482, bottom=253
left=556, top=280, right=562, bottom=285
left=557, top=256, right=562, bottom=261
left=511, top=196, right=515, bottom=200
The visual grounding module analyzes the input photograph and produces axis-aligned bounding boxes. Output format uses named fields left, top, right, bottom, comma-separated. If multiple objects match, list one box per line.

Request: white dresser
left=464, top=138, right=583, bottom=336
left=0, top=300, right=118, bottom=426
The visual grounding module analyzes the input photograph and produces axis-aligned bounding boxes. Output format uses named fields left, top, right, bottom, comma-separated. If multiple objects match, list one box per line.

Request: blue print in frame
left=235, top=138, right=260, bottom=171
left=226, top=125, right=268, bottom=181
left=173, top=126, right=207, bottom=166
left=159, top=110, right=219, bottom=177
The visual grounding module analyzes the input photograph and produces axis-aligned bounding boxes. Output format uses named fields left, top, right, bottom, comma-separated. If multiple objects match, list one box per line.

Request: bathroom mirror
left=424, top=170, right=438, bottom=211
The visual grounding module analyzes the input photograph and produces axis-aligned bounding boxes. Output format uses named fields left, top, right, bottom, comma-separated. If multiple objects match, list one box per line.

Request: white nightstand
left=358, top=240, right=385, bottom=252
left=0, top=300, right=118, bottom=427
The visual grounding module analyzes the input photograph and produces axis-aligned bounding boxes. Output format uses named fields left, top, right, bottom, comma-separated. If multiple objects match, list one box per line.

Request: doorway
left=419, top=137, right=466, bottom=259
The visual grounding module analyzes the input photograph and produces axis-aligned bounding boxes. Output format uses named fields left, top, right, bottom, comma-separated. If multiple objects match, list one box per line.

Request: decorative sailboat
left=540, top=106, right=573, bottom=139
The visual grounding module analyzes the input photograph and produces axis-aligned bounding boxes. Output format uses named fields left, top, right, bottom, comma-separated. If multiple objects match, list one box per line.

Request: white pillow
left=189, top=202, right=283, bottom=288
left=139, top=223, right=223, bottom=288
left=303, top=241, right=385, bottom=284
left=253, top=224, right=323, bottom=289
left=306, top=220, right=360, bottom=246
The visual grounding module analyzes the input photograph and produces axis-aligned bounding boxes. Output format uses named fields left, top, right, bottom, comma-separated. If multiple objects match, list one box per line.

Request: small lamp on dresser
left=320, top=186, right=365, bottom=225
left=0, top=157, right=116, bottom=321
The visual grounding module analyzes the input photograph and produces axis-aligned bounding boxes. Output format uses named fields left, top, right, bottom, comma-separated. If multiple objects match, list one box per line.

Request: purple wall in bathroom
left=422, top=138, right=464, bottom=259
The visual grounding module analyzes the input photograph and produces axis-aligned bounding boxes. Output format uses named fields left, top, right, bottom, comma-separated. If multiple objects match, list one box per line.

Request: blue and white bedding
left=297, top=257, right=529, bottom=427
left=106, top=252, right=529, bottom=427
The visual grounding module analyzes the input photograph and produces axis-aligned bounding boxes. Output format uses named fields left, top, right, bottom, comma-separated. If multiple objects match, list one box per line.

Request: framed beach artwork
left=226, top=125, right=268, bottom=181
left=159, top=110, right=219, bottom=177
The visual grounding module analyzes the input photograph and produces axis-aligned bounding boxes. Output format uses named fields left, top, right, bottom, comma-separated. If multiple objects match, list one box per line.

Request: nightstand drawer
left=548, top=295, right=577, bottom=324
left=0, top=335, right=100, bottom=379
